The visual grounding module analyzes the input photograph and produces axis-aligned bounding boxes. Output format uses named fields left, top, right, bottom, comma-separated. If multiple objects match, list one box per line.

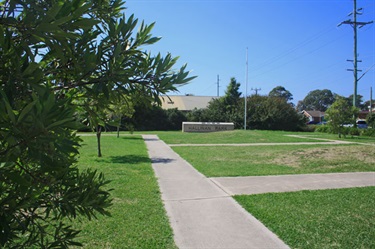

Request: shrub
left=302, top=125, right=317, bottom=132
left=315, top=125, right=333, bottom=133
left=361, top=128, right=375, bottom=137
left=349, top=127, right=360, bottom=136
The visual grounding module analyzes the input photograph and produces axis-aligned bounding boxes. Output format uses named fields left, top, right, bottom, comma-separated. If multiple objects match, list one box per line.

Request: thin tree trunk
left=117, top=117, right=121, bottom=138
left=97, top=125, right=102, bottom=157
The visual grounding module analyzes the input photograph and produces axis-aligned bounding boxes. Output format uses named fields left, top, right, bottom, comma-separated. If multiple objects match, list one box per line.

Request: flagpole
left=244, top=47, right=248, bottom=130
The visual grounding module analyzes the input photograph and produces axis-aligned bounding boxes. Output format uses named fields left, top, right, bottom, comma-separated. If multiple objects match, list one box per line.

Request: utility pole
left=217, top=75, right=220, bottom=97
left=251, top=88, right=261, bottom=96
left=338, top=0, right=373, bottom=107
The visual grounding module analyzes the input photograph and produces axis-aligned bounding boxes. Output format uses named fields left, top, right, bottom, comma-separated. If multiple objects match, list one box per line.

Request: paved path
left=143, top=134, right=375, bottom=249
left=211, top=172, right=375, bottom=195
left=143, top=135, right=289, bottom=249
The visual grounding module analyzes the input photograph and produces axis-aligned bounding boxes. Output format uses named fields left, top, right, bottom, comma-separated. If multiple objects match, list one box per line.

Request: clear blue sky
left=125, top=0, right=375, bottom=105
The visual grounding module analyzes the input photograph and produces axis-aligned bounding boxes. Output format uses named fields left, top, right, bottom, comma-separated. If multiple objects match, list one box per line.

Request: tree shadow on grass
left=119, top=136, right=143, bottom=141
left=96, top=155, right=150, bottom=164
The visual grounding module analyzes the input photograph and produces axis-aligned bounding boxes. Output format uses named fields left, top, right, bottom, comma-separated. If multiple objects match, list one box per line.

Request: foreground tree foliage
left=0, top=0, right=194, bottom=247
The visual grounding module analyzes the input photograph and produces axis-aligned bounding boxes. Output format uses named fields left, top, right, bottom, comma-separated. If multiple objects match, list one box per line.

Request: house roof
left=159, top=95, right=217, bottom=111
left=302, top=110, right=325, bottom=118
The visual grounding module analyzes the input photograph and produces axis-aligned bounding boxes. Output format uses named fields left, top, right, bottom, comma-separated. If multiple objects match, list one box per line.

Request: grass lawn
left=71, top=135, right=176, bottom=249
left=154, top=130, right=330, bottom=144
left=301, top=132, right=375, bottom=144
left=235, top=187, right=375, bottom=249
left=171, top=144, right=375, bottom=177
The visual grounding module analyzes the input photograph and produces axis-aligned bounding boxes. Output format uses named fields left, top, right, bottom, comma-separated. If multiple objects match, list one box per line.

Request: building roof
left=302, top=110, right=325, bottom=118
left=159, top=95, right=217, bottom=111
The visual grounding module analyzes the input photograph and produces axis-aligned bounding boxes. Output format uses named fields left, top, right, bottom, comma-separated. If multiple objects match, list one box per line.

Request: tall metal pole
left=244, top=48, right=248, bottom=130
left=217, top=75, right=220, bottom=97
left=371, top=87, right=373, bottom=114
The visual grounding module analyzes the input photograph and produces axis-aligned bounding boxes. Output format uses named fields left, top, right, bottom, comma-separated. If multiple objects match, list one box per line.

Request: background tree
left=325, top=97, right=359, bottom=138
left=0, top=0, right=195, bottom=247
left=296, top=100, right=306, bottom=112
left=299, top=89, right=335, bottom=111
left=223, top=77, right=242, bottom=112
left=346, top=94, right=365, bottom=110
left=269, top=86, right=293, bottom=103
left=183, top=78, right=243, bottom=128
left=245, top=95, right=305, bottom=131
left=106, top=95, right=135, bottom=138
left=366, top=113, right=375, bottom=128
left=363, top=99, right=375, bottom=111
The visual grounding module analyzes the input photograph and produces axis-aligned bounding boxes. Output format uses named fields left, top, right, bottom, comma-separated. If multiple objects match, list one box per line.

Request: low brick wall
left=182, top=122, right=234, bottom=132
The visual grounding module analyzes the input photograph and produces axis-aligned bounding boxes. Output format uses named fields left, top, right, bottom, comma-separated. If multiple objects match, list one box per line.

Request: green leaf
left=17, top=100, right=36, bottom=124
left=47, top=118, right=75, bottom=130
left=71, top=3, right=93, bottom=19
left=22, top=62, right=39, bottom=76
left=73, top=19, right=100, bottom=29
left=52, top=15, right=73, bottom=26
left=45, top=1, right=64, bottom=21
left=0, top=91, right=16, bottom=124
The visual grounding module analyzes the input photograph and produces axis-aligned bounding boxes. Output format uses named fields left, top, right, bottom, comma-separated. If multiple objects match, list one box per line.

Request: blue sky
left=125, top=0, right=375, bottom=105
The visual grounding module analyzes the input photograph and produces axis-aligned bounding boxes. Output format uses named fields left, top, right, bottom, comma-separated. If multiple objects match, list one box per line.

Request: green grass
left=154, top=130, right=330, bottom=144
left=235, top=187, right=375, bottom=249
left=302, top=132, right=375, bottom=144
left=172, top=144, right=375, bottom=177
left=71, top=135, right=176, bottom=249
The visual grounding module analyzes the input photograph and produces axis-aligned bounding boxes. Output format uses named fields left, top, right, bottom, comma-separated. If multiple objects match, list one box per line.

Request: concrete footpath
left=211, top=172, right=375, bottom=195
left=143, top=135, right=289, bottom=249
left=143, top=135, right=375, bottom=249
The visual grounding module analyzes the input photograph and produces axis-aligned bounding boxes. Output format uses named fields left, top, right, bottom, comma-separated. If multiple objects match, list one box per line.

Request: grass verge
left=235, top=187, right=375, bottom=249
left=172, top=144, right=375, bottom=177
left=71, top=135, right=176, bottom=249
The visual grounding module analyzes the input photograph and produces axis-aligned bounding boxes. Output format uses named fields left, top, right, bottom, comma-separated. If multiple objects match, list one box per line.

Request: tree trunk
left=96, top=125, right=102, bottom=157
left=117, top=118, right=121, bottom=138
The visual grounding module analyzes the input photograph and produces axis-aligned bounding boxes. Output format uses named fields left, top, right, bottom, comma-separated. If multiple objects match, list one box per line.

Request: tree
left=325, top=97, right=359, bottom=138
left=0, top=0, right=195, bottom=247
left=347, top=94, right=364, bottom=110
left=223, top=77, right=242, bottom=111
left=300, top=89, right=335, bottom=111
left=245, top=95, right=305, bottom=131
left=269, top=86, right=293, bottom=103
left=107, top=95, right=135, bottom=138
left=366, top=113, right=375, bottom=128
left=363, top=99, right=375, bottom=111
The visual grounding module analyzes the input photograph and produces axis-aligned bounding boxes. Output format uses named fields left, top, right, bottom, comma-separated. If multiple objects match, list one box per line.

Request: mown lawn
left=154, top=130, right=375, bottom=144
left=71, top=135, right=176, bottom=249
left=235, top=187, right=375, bottom=249
left=155, top=130, right=328, bottom=144
left=171, top=144, right=375, bottom=177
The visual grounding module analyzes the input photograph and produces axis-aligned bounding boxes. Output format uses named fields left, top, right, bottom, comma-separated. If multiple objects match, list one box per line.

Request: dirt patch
left=271, top=145, right=375, bottom=168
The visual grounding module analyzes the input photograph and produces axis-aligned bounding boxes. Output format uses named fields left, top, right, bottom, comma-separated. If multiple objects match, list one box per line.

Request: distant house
left=359, top=110, right=370, bottom=119
left=159, top=95, right=217, bottom=111
left=301, top=110, right=325, bottom=124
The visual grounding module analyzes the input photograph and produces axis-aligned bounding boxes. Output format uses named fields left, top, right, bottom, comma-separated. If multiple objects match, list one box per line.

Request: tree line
left=117, top=80, right=375, bottom=134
